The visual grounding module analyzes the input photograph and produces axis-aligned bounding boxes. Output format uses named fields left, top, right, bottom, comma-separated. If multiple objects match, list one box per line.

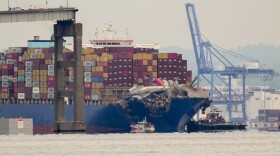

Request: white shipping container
left=84, top=72, right=91, bottom=77
left=32, top=93, right=40, bottom=99
left=1, top=82, right=9, bottom=87
left=30, top=54, right=36, bottom=59
left=268, top=117, right=279, bottom=122
left=32, top=87, right=40, bottom=93
left=84, top=77, right=91, bottom=82
left=47, top=94, right=54, bottom=99
left=48, top=88, right=54, bottom=93
left=18, top=56, right=23, bottom=61
left=14, top=67, right=18, bottom=72
left=9, top=47, right=22, bottom=53
left=35, top=49, right=42, bottom=54
left=25, top=82, right=32, bottom=87
left=18, top=93, right=25, bottom=99
left=25, top=67, right=32, bottom=71
left=48, top=70, right=54, bottom=76
left=25, top=77, right=32, bottom=82
left=13, top=77, right=18, bottom=82
left=83, top=61, right=92, bottom=67
left=48, top=65, right=54, bottom=70
left=2, top=76, right=9, bottom=81
left=12, top=60, right=17, bottom=64
left=92, top=95, right=99, bottom=100
left=69, top=76, right=74, bottom=82
left=33, top=82, right=39, bottom=87
left=25, top=72, right=32, bottom=77
left=25, top=61, right=33, bottom=66
left=6, top=59, right=13, bottom=64
left=84, top=67, right=91, bottom=72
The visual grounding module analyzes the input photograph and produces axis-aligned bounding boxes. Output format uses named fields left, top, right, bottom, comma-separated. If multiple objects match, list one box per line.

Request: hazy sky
left=0, top=0, right=279, bottom=50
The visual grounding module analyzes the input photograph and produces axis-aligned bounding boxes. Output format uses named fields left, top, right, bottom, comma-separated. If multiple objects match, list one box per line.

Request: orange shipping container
left=40, top=82, right=48, bottom=88
left=148, top=66, right=153, bottom=72
left=152, top=72, right=157, bottom=78
left=40, top=70, right=47, bottom=76
left=18, top=70, right=25, bottom=75
left=142, top=53, right=148, bottom=60
left=103, top=73, right=108, bottom=78
left=45, top=60, right=52, bottom=64
left=69, top=70, right=74, bottom=76
left=147, top=54, right=153, bottom=60
left=33, top=76, right=40, bottom=81
left=40, top=76, right=47, bottom=82
left=152, top=60, right=157, bottom=66
left=40, top=88, right=48, bottom=93
left=108, top=54, right=113, bottom=60
left=143, top=60, right=148, bottom=66
left=33, top=70, right=40, bottom=76
left=133, top=54, right=138, bottom=60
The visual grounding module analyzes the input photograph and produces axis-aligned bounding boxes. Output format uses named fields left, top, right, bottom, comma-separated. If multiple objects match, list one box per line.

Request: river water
left=0, top=130, right=279, bottom=156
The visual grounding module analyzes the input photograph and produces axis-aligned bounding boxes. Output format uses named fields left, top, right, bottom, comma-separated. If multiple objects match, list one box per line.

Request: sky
left=0, top=0, right=279, bottom=50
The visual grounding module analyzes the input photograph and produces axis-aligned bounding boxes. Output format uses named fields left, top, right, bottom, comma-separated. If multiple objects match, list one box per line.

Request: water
left=0, top=130, right=280, bottom=156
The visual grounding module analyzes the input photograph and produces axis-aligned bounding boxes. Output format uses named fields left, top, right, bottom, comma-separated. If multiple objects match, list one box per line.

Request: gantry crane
left=185, top=3, right=276, bottom=122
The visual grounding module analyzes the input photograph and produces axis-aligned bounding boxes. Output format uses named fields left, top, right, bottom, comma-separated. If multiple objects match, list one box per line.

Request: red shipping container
left=42, top=48, right=50, bottom=54
left=167, top=53, right=178, bottom=59
left=84, top=82, right=92, bottom=88
left=108, top=66, right=113, bottom=72
left=1, top=64, right=13, bottom=70
left=48, top=76, right=54, bottom=81
left=1, top=88, right=9, bottom=93
left=48, top=81, right=55, bottom=87
left=84, top=94, right=91, bottom=100
left=45, top=53, right=53, bottom=59
left=138, top=60, right=143, bottom=66
left=40, top=93, right=48, bottom=99
left=178, top=54, right=182, bottom=59
left=143, top=66, right=148, bottom=72
left=25, top=87, right=32, bottom=94
left=133, top=61, right=138, bottom=66
left=40, top=64, right=48, bottom=70
left=103, top=66, right=108, bottom=72
left=5, top=53, right=18, bottom=59
left=14, top=72, right=18, bottom=77
left=108, top=60, right=113, bottom=66
left=33, top=59, right=45, bottom=67
left=69, top=82, right=74, bottom=88
left=17, top=82, right=25, bottom=87
left=18, top=64, right=25, bottom=70
left=122, top=71, right=128, bottom=77
left=14, top=82, right=18, bottom=88
left=18, top=87, right=25, bottom=93
left=84, top=88, right=91, bottom=94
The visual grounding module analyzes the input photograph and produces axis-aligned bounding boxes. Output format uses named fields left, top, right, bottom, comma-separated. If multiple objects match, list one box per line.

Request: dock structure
left=0, top=8, right=85, bottom=133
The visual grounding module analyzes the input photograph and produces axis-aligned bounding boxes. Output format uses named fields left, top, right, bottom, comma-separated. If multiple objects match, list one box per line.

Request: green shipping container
left=18, top=76, right=25, bottom=82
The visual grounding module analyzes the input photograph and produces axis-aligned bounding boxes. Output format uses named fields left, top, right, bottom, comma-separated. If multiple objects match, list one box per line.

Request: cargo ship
left=0, top=24, right=211, bottom=134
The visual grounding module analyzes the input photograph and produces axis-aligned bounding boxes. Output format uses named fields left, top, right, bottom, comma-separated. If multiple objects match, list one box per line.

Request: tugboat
left=186, top=108, right=246, bottom=133
left=130, top=117, right=155, bottom=133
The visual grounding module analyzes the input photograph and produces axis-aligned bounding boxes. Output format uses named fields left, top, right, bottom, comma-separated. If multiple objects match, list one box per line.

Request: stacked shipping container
left=0, top=46, right=192, bottom=102
left=132, top=53, right=158, bottom=86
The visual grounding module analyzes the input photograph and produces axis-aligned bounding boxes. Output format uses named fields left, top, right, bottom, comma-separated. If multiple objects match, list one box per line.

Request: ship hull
left=0, top=98, right=210, bottom=134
